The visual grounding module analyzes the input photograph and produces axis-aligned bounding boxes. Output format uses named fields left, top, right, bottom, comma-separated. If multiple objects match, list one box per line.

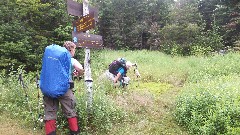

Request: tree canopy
left=0, top=0, right=239, bottom=71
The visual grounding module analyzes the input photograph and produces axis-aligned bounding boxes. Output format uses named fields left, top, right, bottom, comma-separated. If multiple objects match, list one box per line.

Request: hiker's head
left=64, top=41, right=76, bottom=57
left=126, top=61, right=132, bottom=70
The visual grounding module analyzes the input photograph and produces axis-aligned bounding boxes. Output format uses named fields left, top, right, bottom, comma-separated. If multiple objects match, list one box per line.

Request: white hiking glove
left=123, top=77, right=130, bottom=85
left=135, top=69, right=141, bottom=78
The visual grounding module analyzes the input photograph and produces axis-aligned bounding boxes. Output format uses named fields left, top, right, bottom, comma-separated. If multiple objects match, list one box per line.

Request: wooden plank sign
left=67, top=0, right=99, bottom=22
left=89, top=7, right=99, bottom=22
left=72, top=32, right=103, bottom=49
left=67, top=0, right=83, bottom=17
left=72, top=12, right=95, bottom=32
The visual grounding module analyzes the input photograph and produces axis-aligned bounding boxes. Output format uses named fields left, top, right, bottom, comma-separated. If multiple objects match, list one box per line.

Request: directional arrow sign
left=89, top=7, right=99, bottom=22
left=72, top=32, right=103, bottom=49
left=67, top=0, right=99, bottom=22
left=72, top=12, right=95, bottom=32
left=67, top=0, right=83, bottom=17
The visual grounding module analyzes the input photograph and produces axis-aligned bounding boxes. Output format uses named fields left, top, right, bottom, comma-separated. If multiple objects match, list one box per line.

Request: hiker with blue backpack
left=40, top=41, right=84, bottom=135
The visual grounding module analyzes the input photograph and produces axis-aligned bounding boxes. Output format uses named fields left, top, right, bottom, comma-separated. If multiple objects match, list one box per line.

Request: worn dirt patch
left=108, top=86, right=188, bottom=135
left=0, top=115, right=44, bottom=135
left=112, top=90, right=155, bottom=113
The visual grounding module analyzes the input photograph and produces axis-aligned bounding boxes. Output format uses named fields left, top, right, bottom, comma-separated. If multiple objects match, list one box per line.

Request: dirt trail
left=0, top=115, right=44, bottom=135
left=0, top=85, right=187, bottom=135
left=108, top=85, right=188, bottom=135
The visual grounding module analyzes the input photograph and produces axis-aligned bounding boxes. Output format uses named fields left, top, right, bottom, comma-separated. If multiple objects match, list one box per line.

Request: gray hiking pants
left=99, top=70, right=130, bottom=85
left=102, top=70, right=115, bottom=81
left=43, top=89, right=77, bottom=120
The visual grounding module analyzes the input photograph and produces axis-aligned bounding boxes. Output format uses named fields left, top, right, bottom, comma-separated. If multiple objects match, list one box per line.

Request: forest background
left=0, top=0, right=240, bottom=72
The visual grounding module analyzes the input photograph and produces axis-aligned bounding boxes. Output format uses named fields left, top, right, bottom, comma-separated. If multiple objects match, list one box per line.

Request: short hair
left=63, top=41, right=76, bottom=51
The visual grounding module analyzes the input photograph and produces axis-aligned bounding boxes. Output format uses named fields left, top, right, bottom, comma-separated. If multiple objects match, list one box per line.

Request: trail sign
left=67, top=0, right=103, bottom=121
left=67, top=0, right=83, bottom=17
left=89, top=7, right=99, bottom=22
left=72, top=32, right=103, bottom=49
left=72, top=12, right=95, bottom=32
left=67, top=0, right=99, bottom=22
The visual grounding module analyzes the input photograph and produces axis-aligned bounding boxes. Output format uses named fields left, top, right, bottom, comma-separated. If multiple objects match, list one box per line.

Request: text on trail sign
left=72, top=32, right=103, bottom=49
left=72, top=12, right=95, bottom=32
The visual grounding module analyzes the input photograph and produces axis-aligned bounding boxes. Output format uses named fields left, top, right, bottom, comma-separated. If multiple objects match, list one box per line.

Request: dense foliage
left=0, top=0, right=239, bottom=71
left=0, top=0, right=73, bottom=71
left=175, top=53, right=240, bottom=134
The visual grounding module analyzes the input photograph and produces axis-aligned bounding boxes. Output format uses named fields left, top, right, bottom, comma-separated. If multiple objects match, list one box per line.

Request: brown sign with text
left=72, top=12, right=95, bottom=32
left=72, top=32, right=103, bottom=49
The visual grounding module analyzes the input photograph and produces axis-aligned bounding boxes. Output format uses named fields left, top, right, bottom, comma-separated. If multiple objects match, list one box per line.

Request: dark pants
left=43, top=89, right=79, bottom=135
left=43, top=89, right=77, bottom=120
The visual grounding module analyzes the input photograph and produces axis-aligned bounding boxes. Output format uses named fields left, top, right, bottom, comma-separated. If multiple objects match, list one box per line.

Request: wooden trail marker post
left=67, top=0, right=103, bottom=117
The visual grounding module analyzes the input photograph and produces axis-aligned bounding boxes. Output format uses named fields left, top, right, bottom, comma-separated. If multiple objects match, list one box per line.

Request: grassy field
left=1, top=49, right=240, bottom=134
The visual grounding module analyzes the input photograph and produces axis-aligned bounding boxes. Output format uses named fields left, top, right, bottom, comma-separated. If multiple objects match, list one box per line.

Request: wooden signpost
left=68, top=0, right=102, bottom=49
left=67, top=0, right=102, bottom=116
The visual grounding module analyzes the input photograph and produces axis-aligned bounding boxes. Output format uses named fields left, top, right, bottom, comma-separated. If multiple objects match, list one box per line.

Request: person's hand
left=78, top=69, right=84, bottom=76
left=73, top=70, right=78, bottom=76
left=73, top=69, right=84, bottom=77
left=114, top=81, right=118, bottom=88
left=135, top=69, right=141, bottom=78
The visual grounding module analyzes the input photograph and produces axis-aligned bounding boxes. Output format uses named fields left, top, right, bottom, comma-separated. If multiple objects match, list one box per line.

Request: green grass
left=2, top=50, right=240, bottom=134
left=136, top=82, right=173, bottom=96
left=173, top=53, right=240, bottom=135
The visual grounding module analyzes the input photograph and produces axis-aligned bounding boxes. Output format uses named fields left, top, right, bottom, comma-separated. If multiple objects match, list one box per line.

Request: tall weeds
left=2, top=50, right=240, bottom=134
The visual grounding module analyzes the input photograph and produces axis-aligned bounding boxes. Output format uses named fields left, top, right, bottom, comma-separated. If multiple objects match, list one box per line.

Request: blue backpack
left=40, top=44, right=71, bottom=98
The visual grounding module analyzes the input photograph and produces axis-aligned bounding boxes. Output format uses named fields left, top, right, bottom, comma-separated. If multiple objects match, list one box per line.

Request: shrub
left=175, top=75, right=240, bottom=135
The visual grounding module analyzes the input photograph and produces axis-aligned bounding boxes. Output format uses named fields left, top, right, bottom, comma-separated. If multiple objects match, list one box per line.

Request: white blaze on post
left=83, top=0, right=93, bottom=113
left=83, top=0, right=89, bottom=16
